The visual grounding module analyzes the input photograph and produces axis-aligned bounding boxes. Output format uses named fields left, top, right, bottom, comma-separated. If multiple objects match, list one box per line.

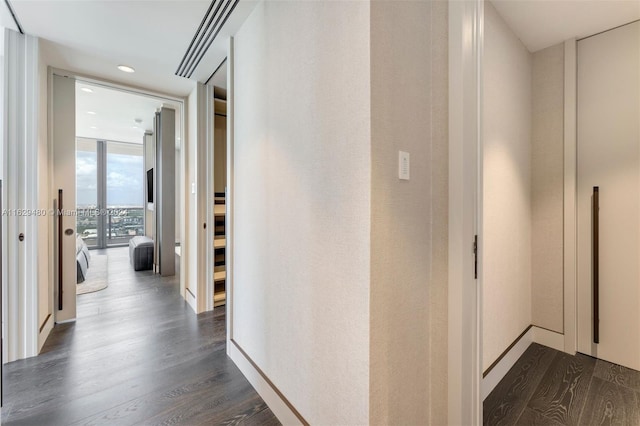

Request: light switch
left=399, top=151, right=410, bottom=180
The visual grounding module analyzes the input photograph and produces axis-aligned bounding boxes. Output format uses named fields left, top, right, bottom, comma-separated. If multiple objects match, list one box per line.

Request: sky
left=76, top=150, right=144, bottom=207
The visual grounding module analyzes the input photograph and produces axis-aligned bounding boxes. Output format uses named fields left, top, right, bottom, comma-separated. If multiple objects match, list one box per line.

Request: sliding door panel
left=52, top=74, right=77, bottom=323
left=577, top=21, right=640, bottom=370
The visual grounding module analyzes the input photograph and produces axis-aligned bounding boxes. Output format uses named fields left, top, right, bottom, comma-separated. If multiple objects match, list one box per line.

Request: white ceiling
left=1, top=0, right=258, bottom=97
left=492, top=0, right=640, bottom=53
left=76, top=81, right=181, bottom=144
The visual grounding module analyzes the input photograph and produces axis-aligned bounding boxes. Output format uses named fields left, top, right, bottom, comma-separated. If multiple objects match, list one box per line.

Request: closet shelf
left=214, top=291, right=226, bottom=307
left=214, top=270, right=226, bottom=282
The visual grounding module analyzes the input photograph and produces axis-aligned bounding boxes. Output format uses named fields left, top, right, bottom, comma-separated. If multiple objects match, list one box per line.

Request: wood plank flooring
left=485, top=343, right=640, bottom=425
left=1, top=247, right=279, bottom=426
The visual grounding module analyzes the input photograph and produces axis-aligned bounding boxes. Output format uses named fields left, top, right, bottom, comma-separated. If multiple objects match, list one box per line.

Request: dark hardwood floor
left=484, top=343, right=640, bottom=426
left=1, top=247, right=279, bottom=426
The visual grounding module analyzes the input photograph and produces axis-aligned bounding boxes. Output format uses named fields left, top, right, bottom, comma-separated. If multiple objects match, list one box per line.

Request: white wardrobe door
left=577, top=21, right=640, bottom=370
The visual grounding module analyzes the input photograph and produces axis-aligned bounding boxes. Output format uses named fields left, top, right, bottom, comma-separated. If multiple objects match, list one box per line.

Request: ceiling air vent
left=175, top=0, right=240, bottom=79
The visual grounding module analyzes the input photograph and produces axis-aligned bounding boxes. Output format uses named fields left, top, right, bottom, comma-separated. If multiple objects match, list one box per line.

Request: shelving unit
left=212, top=90, right=227, bottom=309
left=213, top=194, right=226, bottom=307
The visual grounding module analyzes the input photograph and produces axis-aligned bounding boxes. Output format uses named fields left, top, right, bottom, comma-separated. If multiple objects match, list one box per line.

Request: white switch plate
left=399, top=151, right=410, bottom=180
left=191, top=182, right=196, bottom=194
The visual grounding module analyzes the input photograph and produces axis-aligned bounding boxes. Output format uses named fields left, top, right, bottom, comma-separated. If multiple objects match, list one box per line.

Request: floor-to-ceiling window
left=105, top=141, right=144, bottom=246
left=76, top=138, right=144, bottom=248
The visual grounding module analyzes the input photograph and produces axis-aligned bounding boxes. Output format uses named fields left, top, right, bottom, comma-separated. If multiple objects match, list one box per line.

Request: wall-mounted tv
left=147, top=168, right=154, bottom=203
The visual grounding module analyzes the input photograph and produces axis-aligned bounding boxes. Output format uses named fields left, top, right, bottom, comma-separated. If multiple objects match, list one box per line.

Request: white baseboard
left=532, top=326, right=564, bottom=352
left=482, top=326, right=533, bottom=400
left=228, top=340, right=302, bottom=426
left=38, top=314, right=54, bottom=352
left=185, top=288, right=197, bottom=313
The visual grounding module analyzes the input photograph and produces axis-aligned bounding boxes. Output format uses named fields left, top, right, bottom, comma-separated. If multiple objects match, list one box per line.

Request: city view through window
left=77, top=139, right=144, bottom=247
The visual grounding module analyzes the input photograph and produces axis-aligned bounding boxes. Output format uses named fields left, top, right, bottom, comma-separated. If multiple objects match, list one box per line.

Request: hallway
left=1, top=248, right=278, bottom=425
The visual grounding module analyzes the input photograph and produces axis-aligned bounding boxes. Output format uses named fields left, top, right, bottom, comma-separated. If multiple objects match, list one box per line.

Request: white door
left=577, top=21, right=640, bottom=370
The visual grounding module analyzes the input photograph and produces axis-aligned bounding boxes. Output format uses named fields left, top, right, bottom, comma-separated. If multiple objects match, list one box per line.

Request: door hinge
left=473, top=235, right=478, bottom=279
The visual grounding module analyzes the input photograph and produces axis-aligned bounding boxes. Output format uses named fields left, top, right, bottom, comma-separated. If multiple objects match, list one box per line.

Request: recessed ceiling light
left=90, top=126, right=98, bottom=129
left=133, top=126, right=139, bottom=129
left=81, top=87, right=93, bottom=93
left=117, top=65, right=135, bottom=73
left=87, top=111, right=96, bottom=115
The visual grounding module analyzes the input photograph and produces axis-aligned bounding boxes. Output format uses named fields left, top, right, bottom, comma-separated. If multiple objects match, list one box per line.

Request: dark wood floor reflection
left=1, top=247, right=279, bottom=426
left=484, top=343, right=640, bottom=426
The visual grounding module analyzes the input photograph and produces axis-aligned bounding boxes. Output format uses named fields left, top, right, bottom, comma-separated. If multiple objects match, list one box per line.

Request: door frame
left=202, top=49, right=232, bottom=315
left=449, top=0, right=483, bottom=424
left=563, top=39, right=578, bottom=356
left=453, top=7, right=583, bottom=423
left=48, top=67, right=188, bottom=320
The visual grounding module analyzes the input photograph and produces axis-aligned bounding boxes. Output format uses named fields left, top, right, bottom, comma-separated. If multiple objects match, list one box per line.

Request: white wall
left=1, top=35, right=5, bottom=364
left=531, top=43, right=564, bottom=334
left=233, top=1, right=371, bottom=423
left=185, top=86, right=198, bottom=306
left=482, top=1, right=532, bottom=371
left=369, top=0, right=448, bottom=424
left=0, top=54, right=3, bottom=181
left=0, top=26, right=3, bottom=182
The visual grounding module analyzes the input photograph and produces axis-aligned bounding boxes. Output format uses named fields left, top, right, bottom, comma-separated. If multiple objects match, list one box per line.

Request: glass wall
left=106, top=141, right=144, bottom=246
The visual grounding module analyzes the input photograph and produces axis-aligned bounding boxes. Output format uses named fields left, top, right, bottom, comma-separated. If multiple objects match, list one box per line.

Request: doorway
left=477, top=2, right=640, bottom=424
left=50, top=70, right=185, bottom=323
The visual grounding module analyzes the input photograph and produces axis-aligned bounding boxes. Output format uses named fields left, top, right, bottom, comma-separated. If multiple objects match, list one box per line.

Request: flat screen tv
left=147, top=168, right=154, bottom=203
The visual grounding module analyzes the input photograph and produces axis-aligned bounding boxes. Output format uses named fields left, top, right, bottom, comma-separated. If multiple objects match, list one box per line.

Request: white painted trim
left=205, top=84, right=215, bottom=312
left=49, top=67, right=186, bottom=105
left=533, top=326, right=565, bottom=352
left=179, top=102, right=188, bottom=304
left=226, top=37, right=234, bottom=342
left=55, top=318, right=76, bottom=324
left=482, top=327, right=533, bottom=401
left=448, top=1, right=483, bottom=424
left=228, top=342, right=301, bottom=426
left=563, top=39, right=578, bottom=356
